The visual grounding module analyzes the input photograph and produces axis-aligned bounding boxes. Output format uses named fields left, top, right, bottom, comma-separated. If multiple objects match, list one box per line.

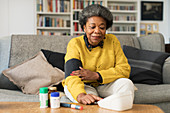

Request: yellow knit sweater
left=62, top=34, right=131, bottom=101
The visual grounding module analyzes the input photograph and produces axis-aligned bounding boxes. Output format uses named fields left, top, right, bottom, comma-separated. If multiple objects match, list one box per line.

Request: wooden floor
left=0, top=102, right=164, bottom=113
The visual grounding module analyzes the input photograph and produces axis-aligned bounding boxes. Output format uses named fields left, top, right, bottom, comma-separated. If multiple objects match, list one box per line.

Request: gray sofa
left=0, top=33, right=170, bottom=113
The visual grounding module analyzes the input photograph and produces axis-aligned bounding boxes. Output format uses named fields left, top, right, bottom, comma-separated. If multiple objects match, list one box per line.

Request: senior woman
left=62, top=4, right=134, bottom=105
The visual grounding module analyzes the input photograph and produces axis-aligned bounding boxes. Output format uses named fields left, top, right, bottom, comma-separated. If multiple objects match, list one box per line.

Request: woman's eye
left=90, top=26, right=95, bottom=29
left=100, top=27, right=105, bottom=30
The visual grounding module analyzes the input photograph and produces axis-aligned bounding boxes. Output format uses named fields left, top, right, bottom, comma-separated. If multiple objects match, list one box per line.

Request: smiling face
left=83, top=16, right=106, bottom=46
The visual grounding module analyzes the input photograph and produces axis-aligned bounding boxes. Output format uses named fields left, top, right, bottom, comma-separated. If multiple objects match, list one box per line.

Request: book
left=45, top=17, right=50, bottom=27
left=47, top=0, right=51, bottom=12
left=39, top=0, right=43, bottom=11
left=55, top=0, right=58, bottom=12
left=43, top=0, right=48, bottom=12
left=74, top=22, right=78, bottom=31
left=37, top=0, right=40, bottom=11
left=52, top=0, right=56, bottom=12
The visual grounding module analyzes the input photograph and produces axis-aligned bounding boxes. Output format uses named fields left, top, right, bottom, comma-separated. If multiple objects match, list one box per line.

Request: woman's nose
left=94, top=27, right=100, bottom=33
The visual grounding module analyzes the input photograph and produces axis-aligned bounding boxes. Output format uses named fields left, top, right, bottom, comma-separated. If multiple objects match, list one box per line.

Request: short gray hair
left=79, top=4, right=113, bottom=30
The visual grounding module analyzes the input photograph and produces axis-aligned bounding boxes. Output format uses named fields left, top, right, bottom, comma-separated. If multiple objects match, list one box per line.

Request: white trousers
left=64, top=78, right=135, bottom=103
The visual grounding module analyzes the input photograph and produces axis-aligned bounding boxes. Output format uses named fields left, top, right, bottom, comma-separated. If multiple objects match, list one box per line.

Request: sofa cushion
left=123, top=45, right=170, bottom=85
left=2, top=51, right=65, bottom=94
left=0, top=89, right=39, bottom=102
left=41, top=49, right=65, bottom=71
left=0, top=89, right=71, bottom=103
left=134, top=84, right=170, bottom=104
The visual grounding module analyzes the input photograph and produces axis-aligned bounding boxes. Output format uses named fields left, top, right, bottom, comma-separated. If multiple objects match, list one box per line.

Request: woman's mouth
left=91, top=36, right=101, bottom=39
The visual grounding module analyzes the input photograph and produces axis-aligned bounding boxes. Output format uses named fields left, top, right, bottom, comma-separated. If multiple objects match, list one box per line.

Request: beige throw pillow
left=3, top=51, right=65, bottom=94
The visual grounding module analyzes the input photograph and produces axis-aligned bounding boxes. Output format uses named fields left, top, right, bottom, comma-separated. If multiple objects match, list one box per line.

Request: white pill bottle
left=50, top=92, right=60, bottom=108
left=39, top=87, right=48, bottom=108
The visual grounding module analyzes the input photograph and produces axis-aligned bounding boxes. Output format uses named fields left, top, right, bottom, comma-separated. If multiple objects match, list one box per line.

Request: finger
left=91, top=95, right=103, bottom=101
left=81, top=76, right=86, bottom=80
left=85, top=98, right=92, bottom=105
left=72, top=70, right=80, bottom=74
left=70, top=73, right=75, bottom=76
left=70, top=72, right=79, bottom=76
left=79, top=67, right=84, bottom=70
left=87, top=95, right=96, bottom=103
left=77, top=74, right=83, bottom=78
left=84, top=97, right=94, bottom=105
left=72, top=72, right=81, bottom=76
left=81, top=99, right=88, bottom=105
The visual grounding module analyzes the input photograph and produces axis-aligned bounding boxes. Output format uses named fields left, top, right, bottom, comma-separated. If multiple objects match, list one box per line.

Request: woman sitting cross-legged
left=62, top=4, right=135, bottom=105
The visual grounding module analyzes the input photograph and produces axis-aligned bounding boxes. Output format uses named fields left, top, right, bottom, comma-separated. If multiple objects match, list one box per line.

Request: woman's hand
left=77, top=93, right=102, bottom=105
left=70, top=67, right=99, bottom=81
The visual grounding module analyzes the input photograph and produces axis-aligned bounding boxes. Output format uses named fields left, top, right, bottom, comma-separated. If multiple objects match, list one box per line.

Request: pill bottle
left=48, top=87, right=57, bottom=107
left=39, top=87, right=48, bottom=108
left=50, top=92, right=60, bottom=108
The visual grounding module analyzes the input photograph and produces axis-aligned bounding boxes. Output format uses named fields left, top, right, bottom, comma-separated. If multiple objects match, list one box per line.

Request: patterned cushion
left=123, top=45, right=170, bottom=85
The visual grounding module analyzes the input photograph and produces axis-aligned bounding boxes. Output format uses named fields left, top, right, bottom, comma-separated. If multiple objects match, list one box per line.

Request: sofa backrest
left=9, top=35, right=73, bottom=67
left=137, top=33, right=165, bottom=52
left=116, top=35, right=140, bottom=49
left=116, top=33, right=165, bottom=52
left=9, top=33, right=165, bottom=67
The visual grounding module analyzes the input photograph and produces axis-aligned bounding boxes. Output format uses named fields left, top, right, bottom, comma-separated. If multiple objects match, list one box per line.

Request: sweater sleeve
left=62, top=38, right=86, bottom=101
left=62, top=76, right=86, bottom=102
left=98, top=38, right=131, bottom=84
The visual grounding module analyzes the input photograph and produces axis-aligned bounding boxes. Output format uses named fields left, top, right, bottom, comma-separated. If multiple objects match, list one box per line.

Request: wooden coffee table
left=0, top=102, right=164, bottom=113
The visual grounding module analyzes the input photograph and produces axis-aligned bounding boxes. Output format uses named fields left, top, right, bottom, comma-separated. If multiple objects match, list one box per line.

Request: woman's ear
left=83, top=25, right=86, bottom=32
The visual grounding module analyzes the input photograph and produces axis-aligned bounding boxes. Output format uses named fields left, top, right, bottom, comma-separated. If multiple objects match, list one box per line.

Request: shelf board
left=107, top=0, right=137, bottom=3
left=37, top=12, right=71, bottom=15
left=110, top=10, right=137, bottom=13
left=73, top=31, right=84, bottom=34
left=73, top=20, right=79, bottom=23
left=37, top=27, right=71, bottom=30
left=107, top=31, right=137, bottom=34
left=113, top=21, right=138, bottom=24
left=73, top=9, right=82, bottom=12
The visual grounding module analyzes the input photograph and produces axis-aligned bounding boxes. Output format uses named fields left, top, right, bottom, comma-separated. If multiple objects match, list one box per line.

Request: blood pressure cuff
left=65, top=58, right=82, bottom=78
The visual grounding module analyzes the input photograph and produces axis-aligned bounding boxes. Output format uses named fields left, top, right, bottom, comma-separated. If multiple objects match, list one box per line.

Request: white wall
left=0, top=0, right=36, bottom=38
left=168, top=0, right=170, bottom=42
left=0, top=0, right=9, bottom=37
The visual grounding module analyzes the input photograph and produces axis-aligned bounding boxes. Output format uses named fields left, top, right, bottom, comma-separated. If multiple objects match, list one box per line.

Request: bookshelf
left=36, top=0, right=71, bottom=36
left=106, top=0, right=140, bottom=36
left=36, top=0, right=140, bottom=36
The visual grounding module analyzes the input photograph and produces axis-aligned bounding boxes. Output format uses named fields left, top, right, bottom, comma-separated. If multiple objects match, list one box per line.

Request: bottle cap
left=39, top=87, right=48, bottom=93
left=48, top=87, right=57, bottom=91
left=51, top=92, right=60, bottom=97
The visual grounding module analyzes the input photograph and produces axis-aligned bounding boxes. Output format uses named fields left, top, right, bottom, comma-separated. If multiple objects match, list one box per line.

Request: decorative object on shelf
left=140, top=23, right=159, bottom=36
left=141, top=1, right=163, bottom=21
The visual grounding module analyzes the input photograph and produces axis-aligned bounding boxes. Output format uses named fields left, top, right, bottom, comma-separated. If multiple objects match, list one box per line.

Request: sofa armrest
left=138, top=33, right=165, bottom=52
left=163, top=57, right=170, bottom=84
left=0, top=36, right=11, bottom=73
